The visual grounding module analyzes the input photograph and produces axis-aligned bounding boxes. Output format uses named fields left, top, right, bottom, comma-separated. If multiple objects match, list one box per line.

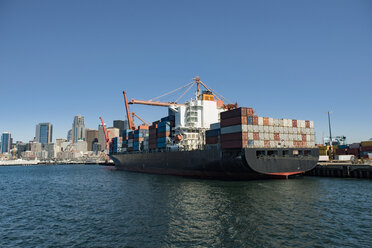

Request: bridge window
left=282, top=150, right=289, bottom=156
left=268, top=150, right=278, bottom=156
left=256, top=150, right=266, bottom=157
left=304, top=150, right=312, bottom=156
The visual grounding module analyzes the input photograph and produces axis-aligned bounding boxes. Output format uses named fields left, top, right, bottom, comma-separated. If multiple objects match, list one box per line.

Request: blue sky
left=0, top=0, right=371, bottom=143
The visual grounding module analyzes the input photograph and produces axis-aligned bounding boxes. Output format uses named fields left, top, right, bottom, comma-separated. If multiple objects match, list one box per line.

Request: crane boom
left=123, top=91, right=134, bottom=130
left=129, top=99, right=185, bottom=107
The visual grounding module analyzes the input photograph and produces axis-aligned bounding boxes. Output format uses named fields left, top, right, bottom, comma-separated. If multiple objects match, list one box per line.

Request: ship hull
left=110, top=147, right=319, bottom=180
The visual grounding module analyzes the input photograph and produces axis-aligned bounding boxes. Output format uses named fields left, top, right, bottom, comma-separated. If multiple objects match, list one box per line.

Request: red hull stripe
left=266, top=171, right=304, bottom=176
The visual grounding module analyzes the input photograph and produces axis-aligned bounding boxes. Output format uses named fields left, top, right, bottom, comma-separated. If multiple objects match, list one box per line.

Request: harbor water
left=0, top=165, right=371, bottom=247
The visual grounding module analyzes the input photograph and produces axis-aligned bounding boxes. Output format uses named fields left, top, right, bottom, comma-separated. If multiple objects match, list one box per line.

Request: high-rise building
left=98, top=125, right=106, bottom=151
left=113, top=120, right=128, bottom=136
left=67, top=129, right=72, bottom=141
left=35, top=123, right=53, bottom=144
left=72, top=115, right=85, bottom=143
left=1, top=132, right=11, bottom=154
left=86, top=129, right=99, bottom=151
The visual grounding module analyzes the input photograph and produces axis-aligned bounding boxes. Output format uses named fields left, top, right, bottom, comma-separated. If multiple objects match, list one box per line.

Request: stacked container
left=157, top=120, right=173, bottom=148
left=360, top=141, right=372, bottom=159
left=218, top=107, right=316, bottom=149
left=149, top=122, right=158, bottom=150
left=133, top=125, right=149, bottom=151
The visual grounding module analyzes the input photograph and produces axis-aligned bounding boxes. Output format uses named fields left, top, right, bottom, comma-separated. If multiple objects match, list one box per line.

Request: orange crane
left=125, top=77, right=237, bottom=110
left=123, top=91, right=151, bottom=130
left=99, top=117, right=113, bottom=149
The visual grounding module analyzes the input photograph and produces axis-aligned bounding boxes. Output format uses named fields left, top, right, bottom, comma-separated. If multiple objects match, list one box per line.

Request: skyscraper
left=72, top=114, right=85, bottom=143
left=113, top=120, right=128, bottom=136
left=86, top=129, right=99, bottom=151
left=1, top=132, right=11, bottom=154
left=35, top=123, right=53, bottom=144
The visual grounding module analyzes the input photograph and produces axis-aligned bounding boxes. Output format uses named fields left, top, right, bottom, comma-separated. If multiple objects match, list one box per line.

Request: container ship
left=109, top=77, right=319, bottom=180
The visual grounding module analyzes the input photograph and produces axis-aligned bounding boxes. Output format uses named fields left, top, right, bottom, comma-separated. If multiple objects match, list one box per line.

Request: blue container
left=248, top=140, right=254, bottom=146
left=206, top=129, right=220, bottom=137
left=158, top=121, right=171, bottom=128
left=338, top=145, right=348, bottom=149
left=157, top=137, right=167, bottom=144
left=247, top=116, right=253, bottom=125
left=157, top=142, right=166, bottom=148
left=158, top=126, right=171, bottom=133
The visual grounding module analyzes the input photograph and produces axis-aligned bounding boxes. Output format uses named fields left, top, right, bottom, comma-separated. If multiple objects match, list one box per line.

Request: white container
left=258, top=126, right=264, bottom=132
left=279, top=119, right=284, bottom=127
left=270, top=141, right=276, bottom=147
left=297, top=134, right=302, bottom=141
left=256, top=140, right=264, bottom=147
left=258, top=117, right=264, bottom=126
left=310, top=129, right=315, bottom=135
left=269, top=133, right=274, bottom=140
left=264, top=132, right=269, bottom=140
left=264, top=126, right=269, bottom=132
left=287, top=119, right=293, bottom=127
left=283, top=127, right=289, bottom=133
left=319, top=155, right=329, bottom=161
left=297, top=127, right=302, bottom=134
left=247, top=125, right=254, bottom=132
left=310, top=121, right=314, bottom=128
left=274, top=119, right=279, bottom=126
left=259, top=132, right=264, bottom=140
left=310, top=135, right=315, bottom=142
left=248, top=132, right=254, bottom=139
left=268, top=118, right=274, bottom=126
left=335, top=155, right=355, bottom=161
left=274, top=126, right=279, bottom=133
left=279, top=126, right=284, bottom=133
left=253, top=125, right=259, bottom=132
left=299, top=120, right=305, bottom=128
left=306, top=135, right=311, bottom=142
left=269, top=126, right=274, bottom=133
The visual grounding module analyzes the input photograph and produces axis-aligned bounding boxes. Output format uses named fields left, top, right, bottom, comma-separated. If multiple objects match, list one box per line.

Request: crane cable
left=149, top=82, right=194, bottom=101
left=176, top=82, right=195, bottom=102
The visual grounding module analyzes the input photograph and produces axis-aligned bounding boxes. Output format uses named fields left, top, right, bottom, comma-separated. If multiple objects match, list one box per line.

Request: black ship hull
left=110, top=147, right=319, bottom=180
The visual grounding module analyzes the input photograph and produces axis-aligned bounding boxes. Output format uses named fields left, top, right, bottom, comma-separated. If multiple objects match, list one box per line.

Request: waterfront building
left=98, top=125, right=106, bottom=151
left=45, top=143, right=57, bottom=159
left=15, top=141, right=28, bottom=158
left=113, top=120, right=128, bottom=136
left=56, top=138, right=67, bottom=147
left=74, top=140, right=87, bottom=152
left=1, top=132, right=11, bottom=154
left=107, top=127, right=120, bottom=139
left=67, top=129, right=72, bottom=141
left=86, top=129, right=99, bottom=151
left=35, top=123, right=53, bottom=144
left=72, top=115, right=85, bottom=143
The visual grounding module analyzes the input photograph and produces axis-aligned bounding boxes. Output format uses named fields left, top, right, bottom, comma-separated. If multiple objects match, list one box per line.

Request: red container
left=263, top=117, right=269, bottom=126
left=336, top=149, right=347, bottom=155
left=305, top=121, right=310, bottom=128
left=274, top=133, right=280, bottom=141
left=221, top=140, right=248, bottom=149
left=264, top=140, right=270, bottom=147
left=220, top=107, right=254, bottom=119
left=252, top=116, right=258, bottom=125
left=157, top=131, right=171, bottom=138
left=253, top=132, right=259, bottom=140
left=361, top=146, right=372, bottom=152
left=128, top=147, right=133, bottom=152
left=206, top=136, right=219, bottom=144
left=220, top=116, right=247, bottom=127
left=138, top=125, right=149, bottom=130
left=292, top=119, right=297, bottom=128
left=221, top=132, right=248, bottom=142
left=302, top=134, right=306, bottom=142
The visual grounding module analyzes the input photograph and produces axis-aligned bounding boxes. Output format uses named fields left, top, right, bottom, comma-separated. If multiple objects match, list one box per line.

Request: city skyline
left=0, top=0, right=371, bottom=143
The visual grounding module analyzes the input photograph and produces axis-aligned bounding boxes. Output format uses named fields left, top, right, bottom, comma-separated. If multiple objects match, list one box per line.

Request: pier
left=306, top=163, right=372, bottom=179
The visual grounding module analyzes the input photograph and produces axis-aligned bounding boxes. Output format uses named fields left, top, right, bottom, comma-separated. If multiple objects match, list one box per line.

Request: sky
left=0, top=0, right=371, bottom=144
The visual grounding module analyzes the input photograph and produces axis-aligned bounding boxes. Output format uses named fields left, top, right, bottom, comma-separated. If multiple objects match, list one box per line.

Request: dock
left=306, top=163, right=372, bottom=179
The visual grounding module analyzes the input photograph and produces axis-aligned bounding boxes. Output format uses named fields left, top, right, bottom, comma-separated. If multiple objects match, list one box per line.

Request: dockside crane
left=123, top=91, right=151, bottom=130
left=125, top=77, right=238, bottom=110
